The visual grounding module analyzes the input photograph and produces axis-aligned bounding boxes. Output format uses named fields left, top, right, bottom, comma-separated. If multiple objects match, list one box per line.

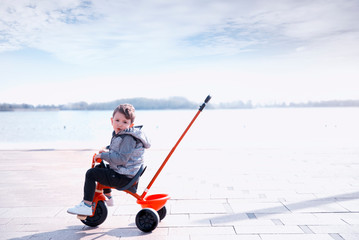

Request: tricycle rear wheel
left=157, top=206, right=167, bottom=221
left=135, top=208, right=159, bottom=232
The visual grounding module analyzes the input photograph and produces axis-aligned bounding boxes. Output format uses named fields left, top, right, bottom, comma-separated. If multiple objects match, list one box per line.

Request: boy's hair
left=113, top=104, right=136, bottom=123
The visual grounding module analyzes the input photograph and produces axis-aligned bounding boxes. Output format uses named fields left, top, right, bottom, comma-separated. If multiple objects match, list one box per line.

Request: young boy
left=67, top=104, right=151, bottom=216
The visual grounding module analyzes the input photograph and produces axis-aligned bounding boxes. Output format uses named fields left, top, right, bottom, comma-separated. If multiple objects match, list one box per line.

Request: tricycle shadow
left=9, top=225, right=152, bottom=240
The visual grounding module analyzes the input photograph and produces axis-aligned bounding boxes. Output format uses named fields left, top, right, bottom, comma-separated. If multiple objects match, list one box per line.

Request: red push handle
left=141, top=95, right=212, bottom=198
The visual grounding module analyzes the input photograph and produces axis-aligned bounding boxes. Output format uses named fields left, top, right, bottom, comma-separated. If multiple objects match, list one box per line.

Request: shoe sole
left=67, top=210, right=92, bottom=216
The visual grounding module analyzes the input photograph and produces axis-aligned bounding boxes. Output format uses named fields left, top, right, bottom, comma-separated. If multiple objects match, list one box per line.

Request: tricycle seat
left=116, top=165, right=146, bottom=194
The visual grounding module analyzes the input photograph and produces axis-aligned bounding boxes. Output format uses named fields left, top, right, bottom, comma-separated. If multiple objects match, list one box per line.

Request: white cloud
left=1, top=0, right=358, bottom=65
left=1, top=0, right=358, bottom=104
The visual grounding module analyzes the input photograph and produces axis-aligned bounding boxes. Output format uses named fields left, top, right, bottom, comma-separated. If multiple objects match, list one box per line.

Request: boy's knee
left=85, top=168, right=95, bottom=179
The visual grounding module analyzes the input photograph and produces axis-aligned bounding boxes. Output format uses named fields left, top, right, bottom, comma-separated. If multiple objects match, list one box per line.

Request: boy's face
left=111, top=112, right=132, bottom=134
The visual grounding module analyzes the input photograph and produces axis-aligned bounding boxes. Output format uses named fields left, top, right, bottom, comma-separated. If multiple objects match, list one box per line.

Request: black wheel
left=81, top=201, right=108, bottom=227
left=157, top=206, right=167, bottom=221
left=135, top=208, right=159, bottom=232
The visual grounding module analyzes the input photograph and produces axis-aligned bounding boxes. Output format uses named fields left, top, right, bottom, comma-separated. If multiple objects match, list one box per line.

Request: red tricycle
left=77, top=95, right=211, bottom=232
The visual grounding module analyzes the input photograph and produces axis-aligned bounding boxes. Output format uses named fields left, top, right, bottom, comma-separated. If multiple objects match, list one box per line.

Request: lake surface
left=0, top=108, right=358, bottom=150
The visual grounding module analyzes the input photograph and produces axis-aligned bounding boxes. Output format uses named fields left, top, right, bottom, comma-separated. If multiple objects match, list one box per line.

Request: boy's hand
left=99, top=148, right=108, bottom=154
left=94, top=154, right=102, bottom=163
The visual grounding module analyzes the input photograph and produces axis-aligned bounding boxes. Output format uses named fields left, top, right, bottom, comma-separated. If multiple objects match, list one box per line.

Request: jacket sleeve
left=100, top=135, right=136, bottom=166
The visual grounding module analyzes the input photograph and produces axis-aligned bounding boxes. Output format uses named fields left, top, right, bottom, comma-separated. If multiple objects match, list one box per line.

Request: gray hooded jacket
left=100, top=126, right=151, bottom=177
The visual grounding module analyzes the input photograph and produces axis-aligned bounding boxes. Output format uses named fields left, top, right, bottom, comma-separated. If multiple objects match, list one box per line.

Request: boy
left=67, top=104, right=151, bottom=216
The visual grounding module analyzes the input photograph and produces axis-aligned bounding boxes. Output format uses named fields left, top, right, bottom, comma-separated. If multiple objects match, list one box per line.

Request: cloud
left=0, top=0, right=358, bottom=81
left=1, top=0, right=358, bottom=67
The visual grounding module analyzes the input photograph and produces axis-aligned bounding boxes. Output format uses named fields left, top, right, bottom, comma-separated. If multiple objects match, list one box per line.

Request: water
left=0, top=108, right=358, bottom=150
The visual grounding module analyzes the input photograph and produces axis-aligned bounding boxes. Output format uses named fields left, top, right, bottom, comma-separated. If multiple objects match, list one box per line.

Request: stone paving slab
left=259, top=234, right=336, bottom=240
left=0, top=147, right=359, bottom=240
left=340, top=234, right=359, bottom=240
left=191, top=235, right=262, bottom=240
left=234, top=225, right=304, bottom=234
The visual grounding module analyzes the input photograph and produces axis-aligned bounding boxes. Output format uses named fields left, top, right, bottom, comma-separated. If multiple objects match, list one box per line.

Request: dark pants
left=83, top=165, right=132, bottom=202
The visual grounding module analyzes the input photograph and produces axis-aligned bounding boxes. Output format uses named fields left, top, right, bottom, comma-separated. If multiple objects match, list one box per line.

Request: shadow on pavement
left=8, top=226, right=149, bottom=240
left=202, top=191, right=359, bottom=223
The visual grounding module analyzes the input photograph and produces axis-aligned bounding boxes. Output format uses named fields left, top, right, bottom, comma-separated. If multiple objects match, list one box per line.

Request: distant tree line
left=0, top=97, right=197, bottom=111
left=0, top=103, right=35, bottom=111
left=60, top=97, right=198, bottom=110
left=288, top=100, right=359, bottom=108
left=1, top=97, right=359, bottom=111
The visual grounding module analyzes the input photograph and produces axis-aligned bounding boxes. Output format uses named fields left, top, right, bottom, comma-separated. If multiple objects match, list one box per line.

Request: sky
left=0, top=0, right=358, bottom=105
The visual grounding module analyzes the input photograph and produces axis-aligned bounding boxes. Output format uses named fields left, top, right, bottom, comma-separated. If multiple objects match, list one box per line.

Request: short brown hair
left=113, top=104, right=136, bottom=123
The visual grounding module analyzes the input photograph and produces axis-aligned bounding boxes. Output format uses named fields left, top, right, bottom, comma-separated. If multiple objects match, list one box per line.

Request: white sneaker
left=67, top=201, right=93, bottom=216
left=105, top=197, right=114, bottom=207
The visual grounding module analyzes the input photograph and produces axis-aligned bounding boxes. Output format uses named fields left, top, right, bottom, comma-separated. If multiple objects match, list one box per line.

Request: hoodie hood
left=117, top=126, right=151, bottom=149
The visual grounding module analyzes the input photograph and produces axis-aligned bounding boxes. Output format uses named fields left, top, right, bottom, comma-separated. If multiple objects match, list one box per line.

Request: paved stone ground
left=0, top=146, right=358, bottom=240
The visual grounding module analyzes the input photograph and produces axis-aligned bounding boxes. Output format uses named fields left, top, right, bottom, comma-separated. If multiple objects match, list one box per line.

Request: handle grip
left=199, top=94, right=212, bottom=111
left=204, top=95, right=212, bottom=103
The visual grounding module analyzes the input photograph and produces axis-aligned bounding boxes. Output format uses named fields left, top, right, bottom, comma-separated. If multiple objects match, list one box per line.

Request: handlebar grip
left=199, top=94, right=212, bottom=111
left=204, top=95, right=212, bottom=103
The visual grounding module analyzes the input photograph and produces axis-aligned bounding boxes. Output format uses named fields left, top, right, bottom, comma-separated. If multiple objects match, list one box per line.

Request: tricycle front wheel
left=81, top=200, right=108, bottom=227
